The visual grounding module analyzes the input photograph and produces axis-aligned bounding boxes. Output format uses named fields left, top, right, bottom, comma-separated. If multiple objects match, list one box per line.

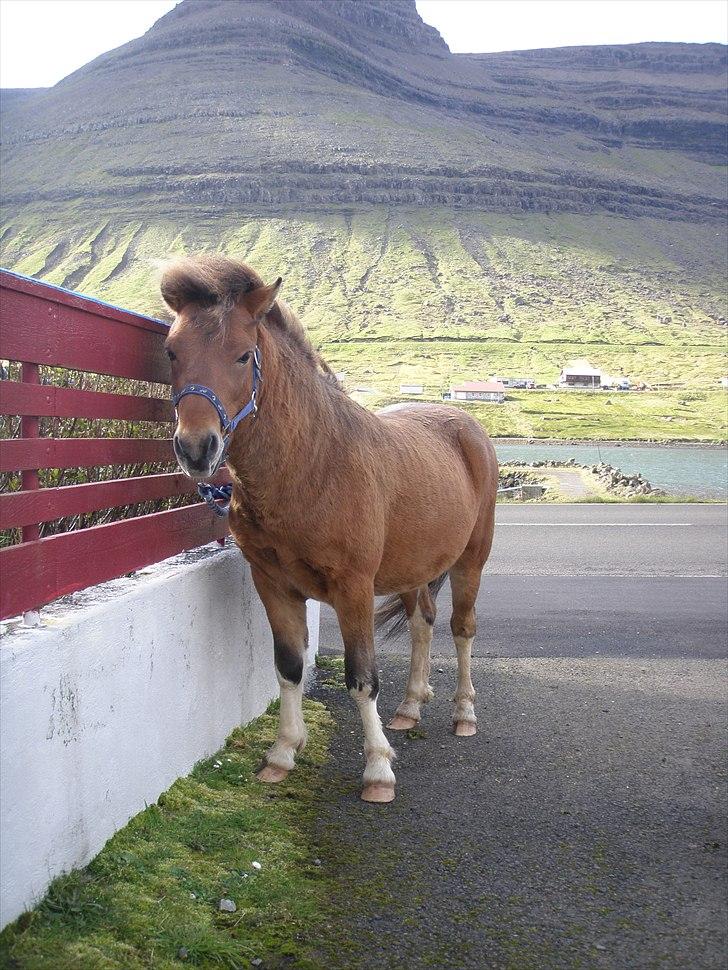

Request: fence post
left=20, top=361, right=41, bottom=624
left=20, top=361, right=40, bottom=544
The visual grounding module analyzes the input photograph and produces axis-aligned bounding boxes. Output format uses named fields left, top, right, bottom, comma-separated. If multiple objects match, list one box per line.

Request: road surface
left=312, top=503, right=728, bottom=969
left=319, top=503, right=728, bottom=659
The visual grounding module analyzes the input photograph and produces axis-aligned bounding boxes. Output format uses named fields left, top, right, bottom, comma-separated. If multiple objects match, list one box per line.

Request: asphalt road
left=319, top=503, right=728, bottom=660
left=311, top=503, right=728, bottom=970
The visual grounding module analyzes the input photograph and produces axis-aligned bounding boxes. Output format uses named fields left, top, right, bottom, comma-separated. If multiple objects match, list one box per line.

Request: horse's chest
left=229, top=515, right=329, bottom=601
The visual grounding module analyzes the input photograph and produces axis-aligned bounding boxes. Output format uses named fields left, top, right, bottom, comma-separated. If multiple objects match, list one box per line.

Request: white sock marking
left=453, top=635, right=477, bottom=725
left=352, top=688, right=396, bottom=788
left=266, top=673, right=307, bottom=771
left=394, top=604, right=434, bottom=722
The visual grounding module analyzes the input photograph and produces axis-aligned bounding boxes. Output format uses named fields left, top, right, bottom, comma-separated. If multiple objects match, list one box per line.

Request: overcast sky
left=1, top=0, right=726, bottom=88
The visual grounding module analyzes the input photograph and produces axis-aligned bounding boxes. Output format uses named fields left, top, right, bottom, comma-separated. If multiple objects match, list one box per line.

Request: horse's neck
left=227, top=332, right=374, bottom=520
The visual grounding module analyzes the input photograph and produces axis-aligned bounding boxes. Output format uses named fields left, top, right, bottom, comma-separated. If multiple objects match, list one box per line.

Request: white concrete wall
left=0, top=542, right=320, bottom=929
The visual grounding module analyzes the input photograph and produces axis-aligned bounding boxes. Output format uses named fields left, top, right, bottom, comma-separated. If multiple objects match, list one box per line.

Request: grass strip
left=0, top=694, right=337, bottom=970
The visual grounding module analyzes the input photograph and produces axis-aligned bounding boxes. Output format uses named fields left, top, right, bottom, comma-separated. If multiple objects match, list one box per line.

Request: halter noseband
left=171, top=345, right=262, bottom=515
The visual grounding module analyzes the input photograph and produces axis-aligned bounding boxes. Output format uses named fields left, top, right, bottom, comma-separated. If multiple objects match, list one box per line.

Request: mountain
left=2, top=0, right=726, bottom=216
left=1, top=0, right=726, bottom=417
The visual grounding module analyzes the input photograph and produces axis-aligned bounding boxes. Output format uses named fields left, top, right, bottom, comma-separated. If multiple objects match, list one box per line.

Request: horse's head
left=160, top=257, right=281, bottom=479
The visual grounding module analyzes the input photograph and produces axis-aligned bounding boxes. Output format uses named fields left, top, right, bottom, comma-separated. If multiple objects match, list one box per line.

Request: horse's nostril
left=203, top=433, right=218, bottom=459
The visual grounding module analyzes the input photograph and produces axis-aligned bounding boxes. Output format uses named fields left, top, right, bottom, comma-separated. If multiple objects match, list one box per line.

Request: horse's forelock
left=160, top=255, right=262, bottom=315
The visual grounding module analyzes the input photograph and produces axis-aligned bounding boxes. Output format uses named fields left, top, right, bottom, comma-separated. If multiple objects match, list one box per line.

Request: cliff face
left=1, top=0, right=726, bottom=220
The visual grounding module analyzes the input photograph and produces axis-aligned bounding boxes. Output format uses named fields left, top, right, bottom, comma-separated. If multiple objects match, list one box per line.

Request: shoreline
left=492, top=438, right=727, bottom=449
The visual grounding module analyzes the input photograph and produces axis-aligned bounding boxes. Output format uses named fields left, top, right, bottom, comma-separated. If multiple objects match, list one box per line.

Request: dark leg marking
left=344, top=652, right=379, bottom=699
left=273, top=636, right=304, bottom=685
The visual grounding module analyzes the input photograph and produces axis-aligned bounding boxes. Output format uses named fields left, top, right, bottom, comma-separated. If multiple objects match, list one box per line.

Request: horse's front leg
left=333, top=582, right=396, bottom=803
left=250, top=566, right=308, bottom=783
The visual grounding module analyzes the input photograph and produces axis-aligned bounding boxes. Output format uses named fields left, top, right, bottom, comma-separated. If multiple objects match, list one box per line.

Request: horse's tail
left=374, top=572, right=449, bottom=641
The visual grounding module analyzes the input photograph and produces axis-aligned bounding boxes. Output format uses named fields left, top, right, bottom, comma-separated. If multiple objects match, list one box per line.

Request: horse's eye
left=237, top=352, right=251, bottom=364
left=166, top=349, right=176, bottom=362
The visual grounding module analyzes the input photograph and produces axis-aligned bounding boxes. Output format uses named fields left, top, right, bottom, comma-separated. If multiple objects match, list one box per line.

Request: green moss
left=0, top=700, right=335, bottom=970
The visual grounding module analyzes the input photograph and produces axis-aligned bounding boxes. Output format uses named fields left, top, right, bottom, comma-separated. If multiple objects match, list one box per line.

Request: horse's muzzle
left=173, top=430, right=223, bottom=479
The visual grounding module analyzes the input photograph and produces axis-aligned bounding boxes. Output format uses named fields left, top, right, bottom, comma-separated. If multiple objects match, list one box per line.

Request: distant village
left=400, top=359, right=642, bottom=404
left=338, top=359, right=728, bottom=401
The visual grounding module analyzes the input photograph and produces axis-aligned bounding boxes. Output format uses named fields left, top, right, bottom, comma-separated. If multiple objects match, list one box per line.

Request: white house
left=450, top=380, right=506, bottom=403
left=559, top=359, right=602, bottom=388
left=399, top=384, right=424, bottom=395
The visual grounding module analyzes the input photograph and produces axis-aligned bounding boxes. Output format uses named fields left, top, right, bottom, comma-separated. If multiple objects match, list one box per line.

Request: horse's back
left=377, top=402, right=497, bottom=497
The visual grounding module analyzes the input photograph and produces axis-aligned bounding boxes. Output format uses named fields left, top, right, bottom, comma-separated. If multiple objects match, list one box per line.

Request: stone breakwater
left=503, top=459, right=666, bottom=497
left=591, top=462, right=666, bottom=497
left=498, top=468, right=542, bottom=490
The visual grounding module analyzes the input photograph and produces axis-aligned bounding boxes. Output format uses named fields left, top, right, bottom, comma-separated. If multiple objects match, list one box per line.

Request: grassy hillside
left=2, top=203, right=725, bottom=441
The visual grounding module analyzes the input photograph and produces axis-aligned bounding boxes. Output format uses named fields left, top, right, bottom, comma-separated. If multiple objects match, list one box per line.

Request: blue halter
left=171, top=346, right=262, bottom=516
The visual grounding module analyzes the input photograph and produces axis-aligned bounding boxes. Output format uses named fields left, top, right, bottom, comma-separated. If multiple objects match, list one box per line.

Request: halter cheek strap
left=171, top=346, right=262, bottom=514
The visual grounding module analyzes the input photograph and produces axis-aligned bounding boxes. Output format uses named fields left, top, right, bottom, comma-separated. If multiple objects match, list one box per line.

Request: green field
left=371, top=390, right=727, bottom=443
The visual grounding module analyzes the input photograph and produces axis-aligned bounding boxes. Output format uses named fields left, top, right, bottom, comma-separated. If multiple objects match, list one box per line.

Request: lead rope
left=197, top=481, right=234, bottom=517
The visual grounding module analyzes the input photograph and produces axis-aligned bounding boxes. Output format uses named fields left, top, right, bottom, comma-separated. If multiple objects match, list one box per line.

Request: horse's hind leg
left=449, top=561, right=481, bottom=736
left=449, top=495, right=495, bottom=736
left=388, top=587, right=435, bottom=731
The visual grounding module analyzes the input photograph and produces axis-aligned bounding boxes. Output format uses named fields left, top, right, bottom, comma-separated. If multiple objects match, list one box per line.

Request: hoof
left=256, top=765, right=289, bottom=783
left=388, top=715, right=419, bottom=731
left=361, top=784, right=395, bottom=803
left=454, top=721, right=477, bottom=737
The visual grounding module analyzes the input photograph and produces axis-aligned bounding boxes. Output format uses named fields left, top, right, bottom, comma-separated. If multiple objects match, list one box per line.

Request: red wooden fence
left=0, top=269, right=230, bottom=620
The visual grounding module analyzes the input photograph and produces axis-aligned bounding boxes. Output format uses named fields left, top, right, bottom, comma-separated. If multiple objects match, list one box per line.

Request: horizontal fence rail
left=0, top=472, right=231, bottom=529
left=0, top=269, right=230, bottom=619
left=1, top=437, right=176, bottom=472
left=0, top=505, right=227, bottom=620
left=0, top=381, right=175, bottom=422
left=1, top=276, right=171, bottom=382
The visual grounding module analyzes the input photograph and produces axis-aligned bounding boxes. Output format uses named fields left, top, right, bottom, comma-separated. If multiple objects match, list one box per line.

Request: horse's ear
left=160, top=280, right=185, bottom=313
left=241, top=278, right=282, bottom=320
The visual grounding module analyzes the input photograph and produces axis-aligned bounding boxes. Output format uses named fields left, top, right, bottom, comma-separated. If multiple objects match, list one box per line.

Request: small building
left=720, top=377, right=728, bottom=389
left=559, top=359, right=602, bottom=388
left=491, top=375, right=535, bottom=389
left=399, top=383, right=424, bottom=395
left=450, top=380, right=506, bottom=403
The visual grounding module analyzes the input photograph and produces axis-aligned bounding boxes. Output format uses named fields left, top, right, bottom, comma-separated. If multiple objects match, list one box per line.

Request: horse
left=160, top=255, right=498, bottom=803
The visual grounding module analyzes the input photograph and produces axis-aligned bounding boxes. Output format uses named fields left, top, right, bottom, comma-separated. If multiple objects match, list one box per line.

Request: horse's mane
left=160, top=254, right=340, bottom=386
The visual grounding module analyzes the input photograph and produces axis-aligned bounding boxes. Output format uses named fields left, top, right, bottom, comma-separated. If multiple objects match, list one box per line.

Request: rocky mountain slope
left=1, top=0, right=726, bottom=410
left=2, top=0, right=726, bottom=217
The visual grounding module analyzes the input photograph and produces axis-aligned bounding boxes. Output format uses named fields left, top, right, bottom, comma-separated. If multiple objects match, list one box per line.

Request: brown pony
left=161, top=255, right=498, bottom=802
